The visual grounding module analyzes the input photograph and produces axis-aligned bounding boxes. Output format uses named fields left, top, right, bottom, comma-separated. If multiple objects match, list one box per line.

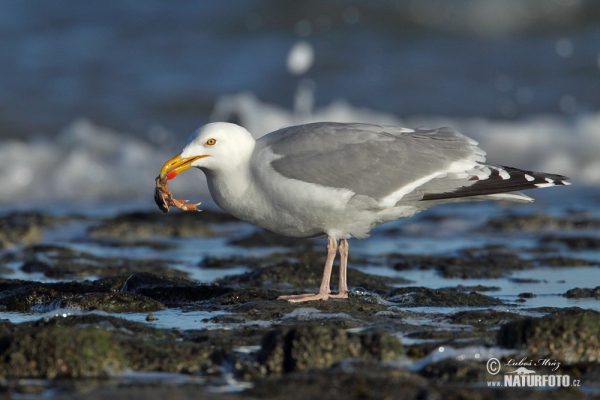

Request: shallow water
left=2, top=187, right=598, bottom=323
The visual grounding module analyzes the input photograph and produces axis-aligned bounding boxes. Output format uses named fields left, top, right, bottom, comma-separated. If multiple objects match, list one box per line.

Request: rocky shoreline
left=0, top=209, right=599, bottom=398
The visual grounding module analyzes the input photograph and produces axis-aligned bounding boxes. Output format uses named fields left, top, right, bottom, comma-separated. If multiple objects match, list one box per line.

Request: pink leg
left=278, top=237, right=338, bottom=302
left=329, top=239, right=349, bottom=299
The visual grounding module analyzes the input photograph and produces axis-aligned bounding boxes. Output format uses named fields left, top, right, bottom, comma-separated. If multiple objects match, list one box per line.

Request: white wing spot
left=524, top=174, right=535, bottom=182
left=545, top=178, right=554, bottom=184
left=498, top=169, right=510, bottom=180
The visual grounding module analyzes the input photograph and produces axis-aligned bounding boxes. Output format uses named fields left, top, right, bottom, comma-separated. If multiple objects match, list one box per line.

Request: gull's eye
left=205, top=138, right=217, bottom=146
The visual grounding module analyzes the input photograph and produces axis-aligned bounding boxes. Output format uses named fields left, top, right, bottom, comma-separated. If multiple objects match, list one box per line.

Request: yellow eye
left=205, top=138, right=217, bottom=146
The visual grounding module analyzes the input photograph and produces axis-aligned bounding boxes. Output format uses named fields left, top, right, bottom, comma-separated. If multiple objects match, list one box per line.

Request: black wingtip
left=421, top=166, right=570, bottom=202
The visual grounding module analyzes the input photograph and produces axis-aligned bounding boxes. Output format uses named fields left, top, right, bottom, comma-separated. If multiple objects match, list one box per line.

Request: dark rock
left=121, top=272, right=233, bottom=304
left=392, top=246, right=533, bottom=279
left=35, top=292, right=165, bottom=313
left=199, top=255, right=249, bottom=269
left=247, top=368, right=432, bottom=400
left=388, top=287, right=504, bottom=307
left=120, top=271, right=198, bottom=292
left=0, top=212, right=59, bottom=249
left=564, top=287, right=600, bottom=299
left=498, top=307, right=600, bottom=363
left=228, top=296, right=391, bottom=324
left=0, top=314, right=215, bottom=378
left=208, top=288, right=282, bottom=305
left=448, top=309, right=527, bottom=326
left=0, top=280, right=104, bottom=311
left=133, top=285, right=233, bottom=305
left=439, top=284, right=501, bottom=292
left=509, top=278, right=541, bottom=284
left=0, top=320, right=126, bottom=378
left=257, top=323, right=403, bottom=374
left=518, top=292, right=537, bottom=298
left=534, top=256, right=598, bottom=267
left=542, top=235, right=600, bottom=250
left=217, top=261, right=405, bottom=293
left=88, top=275, right=131, bottom=292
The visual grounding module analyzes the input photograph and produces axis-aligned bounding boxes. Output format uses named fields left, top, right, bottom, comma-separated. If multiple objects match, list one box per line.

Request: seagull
left=158, top=122, right=569, bottom=302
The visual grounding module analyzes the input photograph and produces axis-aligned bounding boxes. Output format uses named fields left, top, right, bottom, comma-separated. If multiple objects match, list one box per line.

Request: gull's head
left=160, top=122, right=255, bottom=180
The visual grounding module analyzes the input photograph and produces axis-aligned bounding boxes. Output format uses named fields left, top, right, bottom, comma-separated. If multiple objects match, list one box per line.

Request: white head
left=159, top=122, right=255, bottom=180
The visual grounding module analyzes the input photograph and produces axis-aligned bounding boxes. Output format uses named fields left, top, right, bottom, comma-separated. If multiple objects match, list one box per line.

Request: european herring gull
left=156, top=122, right=569, bottom=302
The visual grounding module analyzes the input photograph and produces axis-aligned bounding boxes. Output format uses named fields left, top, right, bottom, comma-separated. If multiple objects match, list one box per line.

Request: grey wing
left=258, top=122, right=487, bottom=202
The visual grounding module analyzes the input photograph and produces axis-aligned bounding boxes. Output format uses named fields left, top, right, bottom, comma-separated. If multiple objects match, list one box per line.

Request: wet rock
left=246, top=363, right=584, bottom=400
left=120, top=271, right=198, bottom=291
left=257, top=323, right=403, bottom=374
left=218, top=261, right=405, bottom=293
left=392, top=246, right=533, bottom=279
left=486, top=213, right=600, bottom=231
left=509, top=278, right=541, bottom=284
left=0, top=280, right=103, bottom=311
left=199, top=255, right=252, bottom=269
left=0, top=314, right=215, bottom=378
left=88, top=275, right=131, bottom=292
left=88, top=210, right=236, bottom=239
left=121, top=272, right=232, bottom=305
left=448, top=309, right=527, bottom=327
left=20, top=244, right=188, bottom=279
left=542, top=235, right=600, bottom=250
left=518, top=292, right=536, bottom=298
left=534, top=256, right=598, bottom=267
left=0, top=212, right=62, bottom=249
left=0, top=322, right=125, bottom=379
left=229, top=297, right=391, bottom=324
left=0, top=278, right=32, bottom=292
left=498, top=308, right=600, bottom=363
left=35, top=292, right=165, bottom=313
left=247, top=368, right=432, bottom=400
left=388, top=287, right=504, bottom=307
left=564, top=287, right=600, bottom=299
left=208, top=288, right=282, bottom=305
left=133, top=285, right=233, bottom=305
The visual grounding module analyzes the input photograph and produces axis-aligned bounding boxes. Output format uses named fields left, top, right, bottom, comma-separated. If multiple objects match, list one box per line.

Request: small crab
left=154, top=175, right=201, bottom=213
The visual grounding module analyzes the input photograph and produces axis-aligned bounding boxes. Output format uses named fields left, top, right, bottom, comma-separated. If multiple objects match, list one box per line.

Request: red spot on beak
left=166, top=170, right=178, bottom=180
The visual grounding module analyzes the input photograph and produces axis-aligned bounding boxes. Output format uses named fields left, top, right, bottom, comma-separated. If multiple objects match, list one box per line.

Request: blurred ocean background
left=0, top=0, right=599, bottom=206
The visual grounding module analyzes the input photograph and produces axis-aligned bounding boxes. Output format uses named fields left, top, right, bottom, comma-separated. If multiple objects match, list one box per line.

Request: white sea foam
left=0, top=95, right=597, bottom=205
left=0, top=118, right=204, bottom=204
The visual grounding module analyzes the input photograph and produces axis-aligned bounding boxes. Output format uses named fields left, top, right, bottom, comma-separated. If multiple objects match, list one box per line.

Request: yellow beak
left=160, top=154, right=207, bottom=180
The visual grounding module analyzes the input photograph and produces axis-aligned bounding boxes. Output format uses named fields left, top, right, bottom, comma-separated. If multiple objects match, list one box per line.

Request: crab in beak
left=154, top=154, right=206, bottom=213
